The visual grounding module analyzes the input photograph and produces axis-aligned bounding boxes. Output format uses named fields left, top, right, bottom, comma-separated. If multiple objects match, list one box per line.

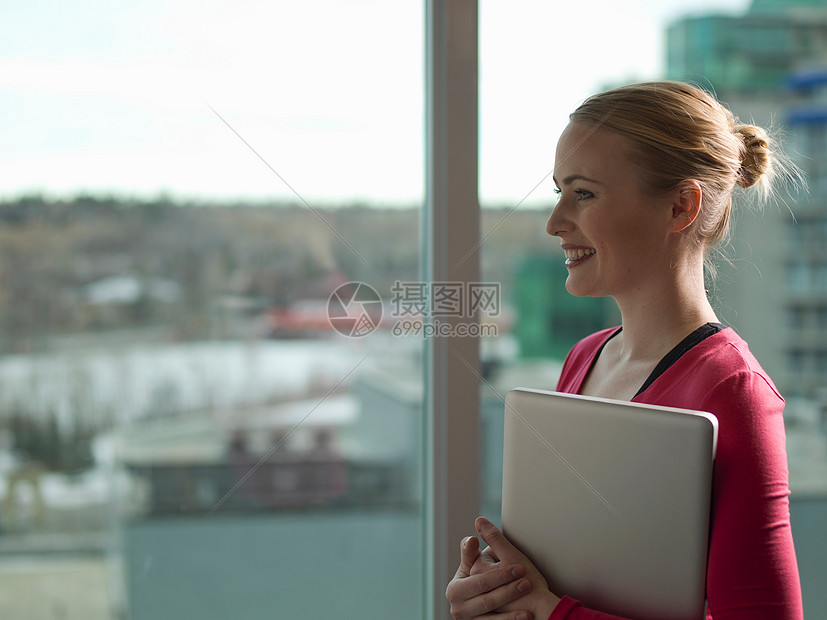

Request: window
left=0, top=2, right=426, bottom=619
left=3, top=2, right=827, bottom=619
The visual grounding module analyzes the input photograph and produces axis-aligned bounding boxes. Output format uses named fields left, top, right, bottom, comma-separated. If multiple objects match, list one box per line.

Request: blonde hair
left=569, top=81, right=775, bottom=250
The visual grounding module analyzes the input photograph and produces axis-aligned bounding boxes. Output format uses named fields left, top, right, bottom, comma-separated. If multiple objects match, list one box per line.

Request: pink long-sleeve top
left=549, top=325, right=803, bottom=620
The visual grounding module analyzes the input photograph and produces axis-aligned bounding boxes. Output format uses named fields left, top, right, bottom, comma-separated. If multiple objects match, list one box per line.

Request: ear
left=669, top=180, right=702, bottom=233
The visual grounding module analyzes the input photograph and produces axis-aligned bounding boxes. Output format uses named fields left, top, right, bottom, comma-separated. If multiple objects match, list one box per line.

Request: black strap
left=634, top=322, right=725, bottom=397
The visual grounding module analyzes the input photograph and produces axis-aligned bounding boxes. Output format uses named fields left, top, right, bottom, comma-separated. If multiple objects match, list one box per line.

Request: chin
left=564, top=279, right=591, bottom=298
left=565, top=279, right=607, bottom=299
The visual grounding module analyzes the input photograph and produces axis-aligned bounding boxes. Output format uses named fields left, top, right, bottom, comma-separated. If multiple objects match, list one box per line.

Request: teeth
left=564, top=248, right=596, bottom=260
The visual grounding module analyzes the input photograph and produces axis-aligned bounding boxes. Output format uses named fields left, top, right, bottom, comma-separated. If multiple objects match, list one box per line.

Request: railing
left=126, top=457, right=415, bottom=516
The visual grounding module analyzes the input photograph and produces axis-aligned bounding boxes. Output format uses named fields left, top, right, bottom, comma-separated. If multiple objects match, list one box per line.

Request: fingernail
left=476, top=517, right=491, bottom=531
left=517, top=579, right=531, bottom=594
left=516, top=612, right=530, bottom=620
left=511, top=566, right=525, bottom=579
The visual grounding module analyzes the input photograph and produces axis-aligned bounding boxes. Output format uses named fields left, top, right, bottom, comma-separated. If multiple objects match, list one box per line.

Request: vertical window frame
left=425, top=1, right=481, bottom=618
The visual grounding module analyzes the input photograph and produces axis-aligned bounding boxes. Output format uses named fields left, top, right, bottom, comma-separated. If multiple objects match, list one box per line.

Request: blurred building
left=513, top=253, right=614, bottom=360
left=667, top=0, right=827, bottom=96
left=784, top=68, right=827, bottom=399
left=667, top=0, right=827, bottom=397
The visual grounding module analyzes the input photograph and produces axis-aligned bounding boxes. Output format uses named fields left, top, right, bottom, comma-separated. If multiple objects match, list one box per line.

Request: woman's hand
left=446, top=527, right=534, bottom=620
left=446, top=517, right=561, bottom=620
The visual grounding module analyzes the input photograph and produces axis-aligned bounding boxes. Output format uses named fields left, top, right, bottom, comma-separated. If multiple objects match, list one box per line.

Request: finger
left=454, top=535, right=480, bottom=579
left=469, top=546, right=501, bottom=576
left=475, top=517, right=520, bottom=563
left=480, top=544, right=500, bottom=563
left=447, top=570, right=533, bottom=618
left=447, top=563, right=526, bottom=604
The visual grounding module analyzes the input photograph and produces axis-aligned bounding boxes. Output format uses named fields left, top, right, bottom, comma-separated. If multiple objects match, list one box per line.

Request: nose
left=546, top=200, right=571, bottom=237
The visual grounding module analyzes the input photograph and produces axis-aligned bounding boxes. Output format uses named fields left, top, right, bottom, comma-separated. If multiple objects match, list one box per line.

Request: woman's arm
left=698, top=371, right=803, bottom=619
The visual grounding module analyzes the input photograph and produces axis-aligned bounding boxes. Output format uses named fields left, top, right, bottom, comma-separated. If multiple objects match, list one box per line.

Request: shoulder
left=639, top=327, right=784, bottom=417
left=692, top=328, right=783, bottom=406
left=679, top=330, right=786, bottom=454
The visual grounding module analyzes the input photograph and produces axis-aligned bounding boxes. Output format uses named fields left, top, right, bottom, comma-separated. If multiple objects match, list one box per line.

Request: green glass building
left=513, top=253, right=610, bottom=360
left=667, top=0, right=827, bottom=94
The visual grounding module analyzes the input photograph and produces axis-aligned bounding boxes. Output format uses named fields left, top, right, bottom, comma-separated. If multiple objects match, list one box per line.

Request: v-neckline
left=581, top=323, right=726, bottom=399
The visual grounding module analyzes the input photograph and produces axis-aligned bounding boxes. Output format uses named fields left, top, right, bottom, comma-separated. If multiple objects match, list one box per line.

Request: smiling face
left=546, top=121, right=682, bottom=300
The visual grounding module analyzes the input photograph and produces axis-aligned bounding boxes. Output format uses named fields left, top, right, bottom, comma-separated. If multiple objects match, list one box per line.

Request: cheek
left=583, top=219, right=615, bottom=253
left=592, top=217, right=644, bottom=253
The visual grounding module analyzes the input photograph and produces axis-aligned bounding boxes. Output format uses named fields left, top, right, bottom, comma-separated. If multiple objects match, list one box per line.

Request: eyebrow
left=552, top=174, right=604, bottom=186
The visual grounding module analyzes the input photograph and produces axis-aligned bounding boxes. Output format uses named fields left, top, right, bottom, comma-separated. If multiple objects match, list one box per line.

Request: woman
left=446, top=82, right=804, bottom=620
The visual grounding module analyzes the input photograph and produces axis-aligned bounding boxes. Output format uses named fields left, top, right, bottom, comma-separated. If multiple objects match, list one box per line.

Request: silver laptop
left=502, top=388, right=718, bottom=620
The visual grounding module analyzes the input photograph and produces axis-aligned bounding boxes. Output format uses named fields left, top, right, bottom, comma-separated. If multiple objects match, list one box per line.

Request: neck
left=612, top=258, right=718, bottom=363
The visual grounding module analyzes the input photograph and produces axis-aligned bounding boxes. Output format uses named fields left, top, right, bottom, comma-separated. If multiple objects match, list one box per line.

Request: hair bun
left=735, top=124, right=771, bottom=189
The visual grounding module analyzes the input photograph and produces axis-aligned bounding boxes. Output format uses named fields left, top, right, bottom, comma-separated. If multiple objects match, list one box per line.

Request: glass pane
left=0, top=2, right=425, bottom=619
left=480, top=1, right=827, bottom=617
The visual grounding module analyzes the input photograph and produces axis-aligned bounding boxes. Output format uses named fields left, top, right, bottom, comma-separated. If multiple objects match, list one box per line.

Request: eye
left=553, top=188, right=594, bottom=201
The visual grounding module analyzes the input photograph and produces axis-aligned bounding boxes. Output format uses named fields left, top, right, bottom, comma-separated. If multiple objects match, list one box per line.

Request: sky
left=0, top=0, right=751, bottom=206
